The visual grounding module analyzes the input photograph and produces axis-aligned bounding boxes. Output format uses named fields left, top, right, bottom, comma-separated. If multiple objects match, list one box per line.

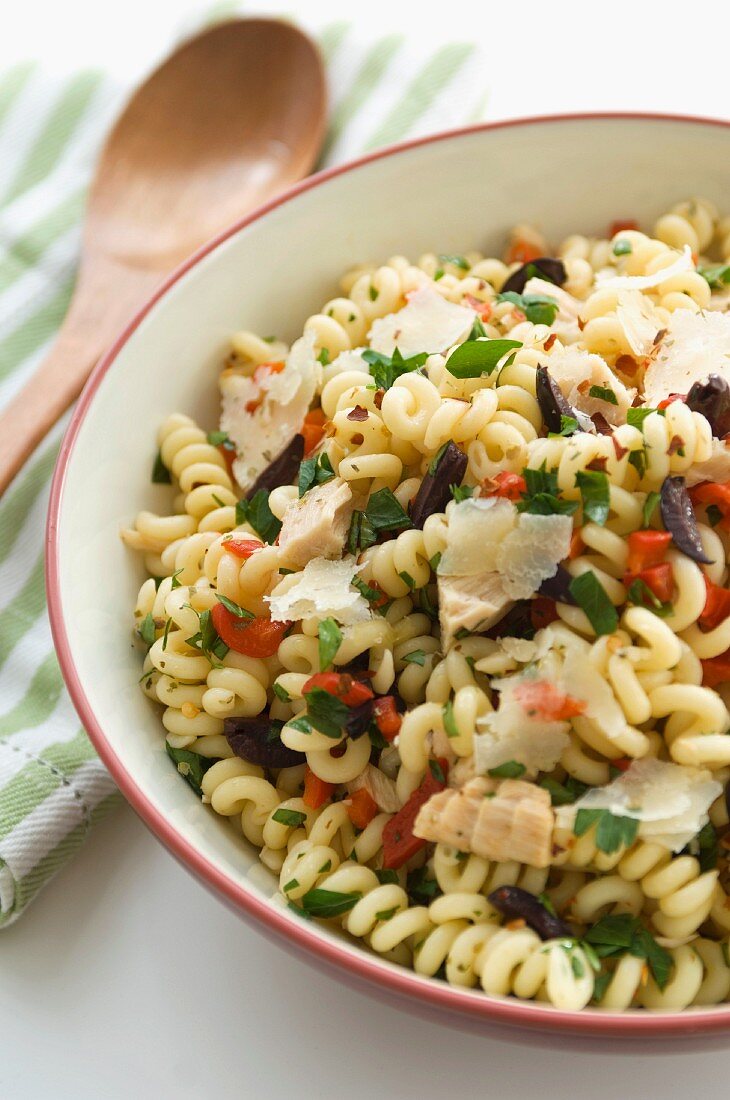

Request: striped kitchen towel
left=0, top=10, right=488, bottom=926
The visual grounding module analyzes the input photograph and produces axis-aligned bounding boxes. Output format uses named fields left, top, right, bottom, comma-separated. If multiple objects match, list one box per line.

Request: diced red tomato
left=210, top=604, right=290, bottom=657
left=346, top=788, right=379, bottom=829
left=223, top=537, right=262, bottom=560
left=245, top=361, right=285, bottom=413
left=372, top=696, right=402, bottom=741
left=303, top=767, right=334, bottom=810
left=302, top=671, right=374, bottom=708
left=623, top=562, right=674, bottom=603
left=699, top=577, right=730, bottom=632
left=531, top=596, right=559, bottom=630
left=464, top=294, right=492, bottom=321
left=485, top=471, right=527, bottom=501
left=513, top=681, right=586, bottom=721
left=381, top=759, right=449, bottom=869
left=657, top=393, right=686, bottom=410
left=701, top=653, right=730, bottom=689
left=301, top=408, right=327, bottom=456
left=626, top=530, right=672, bottom=573
left=690, top=482, right=730, bottom=518
left=505, top=238, right=542, bottom=265
left=611, top=757, right=632, bottom=772
left=609, top=219, right=639, bottom=237
left=569, top=530, right=584, bottom=560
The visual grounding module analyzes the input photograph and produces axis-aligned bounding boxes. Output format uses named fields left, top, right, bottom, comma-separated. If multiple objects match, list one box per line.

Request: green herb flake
left=375, top=868, right=399, bottom=885
left=488, top=760, right=526, bottom=779
left=403, top=649, right=426, bottom=667
left=574, top=808, right=639, bottom=854
left=351, top=575, right=383, bottom=604
left=552, top=414, right=579, bottom=437
left=438, top=253, right=470, bottom=271
left=444, top=338, right=522, bottom=379
left=516, top=463, right=579, bottom=517
left=442, top=700, right=459, bottom=738
left=283, top=878, right=300, bottom=893
left=346, top=510, right=378, bottom=553
left=361, top=347, right=428, bottom=391
left=612, top=239, right=632, bottom=257
left=165, top=743, right=212, bottom=797
left=538, top=892, right=557, bottom=918
left=215, top=593, right=254, bottom=619
left=406, top=866, right=441, bottom=906
left=627, top=406, right=663, bottom=429
left=626, top=578, right=674, bottom=618
left=706, top=503, right=724, bottom=528
left=298, top=452, right=335, bottom=497
left=569, top=570, right=619, bottom=635
left=429, top=758, right=446, bottom=784
left=139, top=612, right=156, bottom=647
left=497, top=290, right=559, bottom=326
left=584, top=913, right=672, bottom=990
left=538, top=775, right=589, bottom=806
left=273, top=808, right=308, bottom=829
left=698, top=263, right=730, bottom=290
left=365, top=487, right=412, bottom=533
left=235, top=490, right=282, bottom=543
left=428, top=441, right=450, bottom=477
left=469, top=315, right=488, bottom=340
left=450, top=483, right=475, bottom=503
left=317, top=348, right=330, bottom=366
left=207, top=429, right=232, bottom=447
left=642, top=491, right=661, bottom=528
left=318, top=618, right=342, bottom=671
left=299, top=887, right=362, bottom=919
left=398, top=570, right=416, bottom=590
left=588, top=384, right=619, bottom=405
left=576, top=469, right=610, bottom=526
left=151, top=449, right=171, bottom=484
left=375, top=907, right=399, bottom=922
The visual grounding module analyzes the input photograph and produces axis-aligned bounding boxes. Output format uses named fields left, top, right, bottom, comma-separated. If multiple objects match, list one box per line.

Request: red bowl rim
left=46, top=111, right=730, bottom=1039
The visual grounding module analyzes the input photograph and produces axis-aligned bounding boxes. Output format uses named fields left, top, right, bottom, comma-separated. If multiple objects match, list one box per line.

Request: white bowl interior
left=55, top=116, right=730, bottom=1012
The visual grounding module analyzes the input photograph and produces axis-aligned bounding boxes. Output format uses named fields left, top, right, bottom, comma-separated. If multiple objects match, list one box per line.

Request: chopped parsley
left=298, top=452, right=335, bottom=497
left=361, top=347, right=428, bottom=391
left=683, top=820, right=718, bottom=874
left=428, top=441, right=450, bottom=477
left=568, top=570, right=618, bottom=635
left=574, top=807, right=639, bottom=853
left=375, top=868, right=400, bottom=885
left=444, top=338, right=522, bottom=379
left=235, top=490, right=281, bottom=543
left=497, top=290, right=559, bottom=326
left=451, top=483, right=475, bottom=503
left=584, top=913, right=672, bottom=990
left=165, top=744, right=213, bottom=796
left=516, top=464, right=579, bottom=517
left=576, top=469, right=610, bottom=526
left=318, top=618, right=342, bottom=671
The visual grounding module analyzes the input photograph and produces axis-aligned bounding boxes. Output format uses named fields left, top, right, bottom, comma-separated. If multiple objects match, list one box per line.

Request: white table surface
left=3, top=1, right=730, bottom=1095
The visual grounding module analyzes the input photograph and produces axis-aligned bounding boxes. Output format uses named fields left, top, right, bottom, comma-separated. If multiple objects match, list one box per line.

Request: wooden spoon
left=0, top=18, right=326, bottom=494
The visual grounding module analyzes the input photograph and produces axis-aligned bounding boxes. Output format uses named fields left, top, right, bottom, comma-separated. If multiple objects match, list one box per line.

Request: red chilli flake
left=350, top=433, right=365, bottom=446
left=543, top=333, right=558, bottom=351
left=667, top=434, right=685, bottom=456
left=592, top=413, right=613, bottom=436
left=373, top=389, right=385, bottom=410
left=347, top=406, right=369, bottom=422
left=611, top=435, right=629, bottom=460
left=586, top=456, right=609, bottom=472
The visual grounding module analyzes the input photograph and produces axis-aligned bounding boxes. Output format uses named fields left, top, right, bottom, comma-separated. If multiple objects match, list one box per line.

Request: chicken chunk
left=414, top=776, right=554, bottom=868
left=437, top=572, right=513, bottom=650
left=347, top=764, right=402, bottom=813
left=277, top=477, right=355, bottom=570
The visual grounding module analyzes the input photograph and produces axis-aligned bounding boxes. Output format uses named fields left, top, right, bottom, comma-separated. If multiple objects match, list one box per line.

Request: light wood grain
left=0, top=17, right=326, bottom=494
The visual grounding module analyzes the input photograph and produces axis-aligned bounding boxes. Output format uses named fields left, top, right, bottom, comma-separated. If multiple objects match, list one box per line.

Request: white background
left=2, top=1, right=730, bottom=1096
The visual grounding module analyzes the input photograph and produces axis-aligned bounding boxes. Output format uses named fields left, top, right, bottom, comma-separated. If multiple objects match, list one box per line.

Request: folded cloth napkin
left=0, top=10, right=488, bottom=926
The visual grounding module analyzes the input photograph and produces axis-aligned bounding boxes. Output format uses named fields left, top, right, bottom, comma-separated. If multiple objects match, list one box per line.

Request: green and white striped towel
left=0, top=12, right=488, bottom=926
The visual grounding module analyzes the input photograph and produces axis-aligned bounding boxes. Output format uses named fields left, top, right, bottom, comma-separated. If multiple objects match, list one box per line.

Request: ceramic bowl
left=48, top=113, right=730, bottom=1046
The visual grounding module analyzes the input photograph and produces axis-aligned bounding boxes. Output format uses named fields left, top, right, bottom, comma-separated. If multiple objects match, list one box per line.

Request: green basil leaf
left=272, top=808, right=307, bottom=828
left=215, top=594, right=254, bottom=619
left=627, top=406, right=663, bottom=429
left=444, top=338, right=522, bottom=379
left=626, top=578, right=674, bottom=618
left=151, top=450, right=171, bottom=484
left=698, top=263, right=730, bottom=290
left=574, top=808, right=639, bottom=853
left=488, top=760, right=526, bottom=779
left=588, top=384, right=619, bottom=405
left=706, top=504, right=724, bottom=528
left=303, top=686, right=349, bottom=739
left=273, top=682, right=291, bottom=703
left=361, top=347, right=428, bottom=391
left=165, top=743, right=212, bottom=797
left=235, top=490, right=281, bottom=543
left=365, top=487, right=412, bottom=532
left=406, top=866, right=441, bottom=906
left=318, top=618, right=342, bottom=671
left=300, top=887, right=362, bottom=918
left=585, top=913, right=672, bottom=990
left=576, top=469, right=610, bottom=526
left=538, top=775, right=589, bottom=806
left=569, top=571, right=618, bottom=635
left=450, top=483, right=475, bottom=503
left=497, top=290, right=559, bottom=326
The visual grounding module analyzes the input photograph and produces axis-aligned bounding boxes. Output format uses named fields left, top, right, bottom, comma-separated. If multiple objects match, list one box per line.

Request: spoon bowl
left=0, top=17, right=326, bottom=494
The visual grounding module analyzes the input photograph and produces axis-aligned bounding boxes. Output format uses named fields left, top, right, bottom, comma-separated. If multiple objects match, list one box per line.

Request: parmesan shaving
left=616, top=289, right=665, bottom=357
left=266, top=556, right=370, bottom=625
left=221, top=332, right=321, bottom=491
left=686, top=439, right=730, bottom=488
left=474, top=682, right=570, bottom=776
left=544, top=344, right=633, bottom=425
left=644, top=309, right=730, bottom=405
left=597, top=245, right=694, bottom=290
left=496, top=513, right=573, bottom=600
left=438, top=498, right=515, bottom=576
left=368, top=284, right=474, bottom=358
left=556, top=758, right=722, bottom=853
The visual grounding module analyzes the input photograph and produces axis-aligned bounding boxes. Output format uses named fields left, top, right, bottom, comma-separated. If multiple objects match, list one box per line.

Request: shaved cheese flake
left=560, top=647, right=626, bottom=740
left=368, top=284, right=474, bottom=358
left=598, top=245, right=694, bottom=290
left=616, top=289, right=665, bottom=357
left=221, top=331, right=321, bottom=490
left=438, top=498, right=516, bottom=576
left=556, top=758, right=721, bottom=852
left=475, top=678, right=570, bottom=776
left=544, top=344, right=633, bottom=426
left=266, top=556, right=370, bottom=625
left=644, top=308, right=730, bottom=405
left=686, top=439, right=730, bottom=487
left=326, top=348, right=370, bottom=375
left=497, top=513, right=572, bottom=600
left=499, top=636, right=539, bottom=663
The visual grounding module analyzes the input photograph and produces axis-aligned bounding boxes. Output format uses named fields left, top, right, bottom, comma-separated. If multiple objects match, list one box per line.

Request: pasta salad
left=123, top=197, right=730, bottom=1012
